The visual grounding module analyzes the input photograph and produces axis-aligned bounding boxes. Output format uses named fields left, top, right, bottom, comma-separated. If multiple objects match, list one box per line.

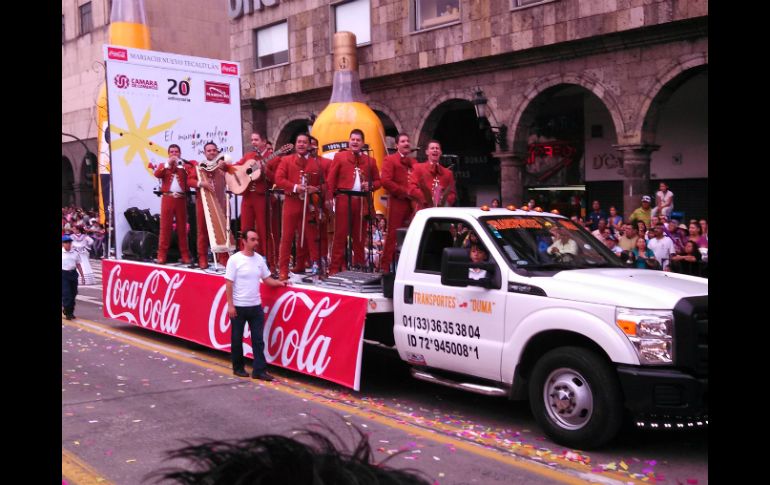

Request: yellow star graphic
left=109, top=96, right=180, bottom=175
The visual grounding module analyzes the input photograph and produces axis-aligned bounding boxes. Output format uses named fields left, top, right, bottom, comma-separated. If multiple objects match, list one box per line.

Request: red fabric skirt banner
left=102, top=260, right=369, bottom=390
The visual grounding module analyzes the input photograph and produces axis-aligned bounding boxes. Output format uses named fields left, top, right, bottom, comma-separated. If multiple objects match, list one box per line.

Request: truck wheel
left=528, top=346, right=622, bottom=449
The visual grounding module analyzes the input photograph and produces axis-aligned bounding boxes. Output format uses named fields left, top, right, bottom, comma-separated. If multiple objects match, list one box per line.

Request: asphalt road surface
left=62, top=260, right=707, bottom=484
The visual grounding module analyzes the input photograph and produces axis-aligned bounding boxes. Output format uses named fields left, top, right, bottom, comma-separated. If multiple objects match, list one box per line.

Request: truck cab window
left=416, top=218, right=462, bottom=273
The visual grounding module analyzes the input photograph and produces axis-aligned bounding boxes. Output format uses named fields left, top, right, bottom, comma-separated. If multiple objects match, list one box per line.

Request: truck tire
left=528, top=346, right=622, bottom=449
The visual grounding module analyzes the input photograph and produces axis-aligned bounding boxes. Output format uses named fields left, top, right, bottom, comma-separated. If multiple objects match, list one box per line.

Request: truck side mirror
left=440, top=247, right=500, bottom=289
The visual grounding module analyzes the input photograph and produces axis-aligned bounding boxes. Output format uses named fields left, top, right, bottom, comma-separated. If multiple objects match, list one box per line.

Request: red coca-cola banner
left=102, top=260, right=369, bottom=390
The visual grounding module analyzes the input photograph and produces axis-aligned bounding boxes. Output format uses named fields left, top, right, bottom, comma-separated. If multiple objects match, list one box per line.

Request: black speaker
left=121, top=230, right=158, bottom=261
left=142, top=209, right=160, bottom=235
left=124, top=207, right=148, bottom=231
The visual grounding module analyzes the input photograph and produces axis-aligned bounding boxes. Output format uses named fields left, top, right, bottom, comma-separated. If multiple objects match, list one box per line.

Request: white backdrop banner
left=103, top=45, right=242, bottom=259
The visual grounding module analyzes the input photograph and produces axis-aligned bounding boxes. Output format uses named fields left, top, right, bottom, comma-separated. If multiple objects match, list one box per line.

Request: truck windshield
left=479, top=215, right=625, bottom=271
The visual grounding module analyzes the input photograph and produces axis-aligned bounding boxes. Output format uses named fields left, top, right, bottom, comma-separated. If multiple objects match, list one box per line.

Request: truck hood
left=530, top=269, right=708, bottom=309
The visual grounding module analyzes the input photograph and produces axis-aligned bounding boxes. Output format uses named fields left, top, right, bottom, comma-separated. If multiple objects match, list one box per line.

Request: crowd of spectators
left=61, top=206, right=107, bottom=260
left=572, top=198, right=708, bottom=277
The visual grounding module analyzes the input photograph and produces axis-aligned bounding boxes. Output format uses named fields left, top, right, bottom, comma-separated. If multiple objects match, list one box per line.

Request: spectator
left=89, top=221, right=107, bottom=259
left=603, top=233, right=623, bottom=256
left=651, top=182, right=674, bottom=218
left=586, top=200, right=607, bottom=231
left=664, top=218, right=687, bottom=253
left=687, top=222, right=708, bottom=248
left=699, top=218, right=708, bottom=244
left=629, top=195, right=652, bottom=228
left=490, top=198, right=500, bottom=208
left=591, top=219, right=607, bottom=240
left=617, top=223, right=639, bottom=252
left=607, top=206, right=623, bottom=233
left=636, top=220, right=649, bottom=241
left=647, top=223, right=676, bottom=271
left=70, top=225, right=96, bottom=285
left=630, top=237, right=659, bottom=270
left=670, top=240, right=705, bottom=277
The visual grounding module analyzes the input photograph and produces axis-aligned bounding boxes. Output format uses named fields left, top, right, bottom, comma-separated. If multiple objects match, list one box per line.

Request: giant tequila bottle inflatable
left=311, top=32, right=388, bottom=214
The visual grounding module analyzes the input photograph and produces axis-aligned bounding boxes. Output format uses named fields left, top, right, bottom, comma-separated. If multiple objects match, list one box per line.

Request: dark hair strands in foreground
left=145, top=423, right=432, bottom=485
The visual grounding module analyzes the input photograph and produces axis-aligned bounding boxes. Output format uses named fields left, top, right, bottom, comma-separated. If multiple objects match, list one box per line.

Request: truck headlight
left=616, top=308, right=674, bottom=365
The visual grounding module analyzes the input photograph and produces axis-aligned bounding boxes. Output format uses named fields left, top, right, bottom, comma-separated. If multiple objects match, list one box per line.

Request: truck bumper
left=616, top=365, right=708, bottom=425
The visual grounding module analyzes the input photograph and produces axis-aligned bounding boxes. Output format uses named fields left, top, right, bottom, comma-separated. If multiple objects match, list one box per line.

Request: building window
left=79, top=2, right=93, bottom=35
left=254, top=21, right=289, bottom=69
left=334, top=0, right=370, bottom=45
left=414, top=0, right=459, bottom=31
left=511, top=0, right=553, bottom=9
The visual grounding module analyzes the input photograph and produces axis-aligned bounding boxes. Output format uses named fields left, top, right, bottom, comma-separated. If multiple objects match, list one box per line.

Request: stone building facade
left=61, top=0, right=229, bottom=209
left=231, top=0, right=707, bottom=220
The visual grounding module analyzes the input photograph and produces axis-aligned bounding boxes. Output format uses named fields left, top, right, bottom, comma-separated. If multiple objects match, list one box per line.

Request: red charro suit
left=187, top=161, right=229, bottom=269
left=233, top=147, right=274, bottom=264
left=263, top=154, right=284, bottom=269
left=327, top=150, right=382, bottom=273
left=294, top=156, right=332, bottom=272
left=408, top=161, right=457, bottom=209
left=275, top=153, right=323, bottom=278
left=380, top=152, right=416, bottom=273
left=154, top=163, right=192, bottom=264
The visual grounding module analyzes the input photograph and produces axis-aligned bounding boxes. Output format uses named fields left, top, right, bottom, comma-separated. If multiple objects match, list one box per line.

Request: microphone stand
left=315, top=149, right=327, bottom=278
left=362, top=146, right=376, bottom=273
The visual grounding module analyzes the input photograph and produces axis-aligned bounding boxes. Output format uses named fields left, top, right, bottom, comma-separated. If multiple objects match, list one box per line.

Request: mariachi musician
left=274, top=133, right=323, bottom=281
left=327, top=128, right=382, bottom=275
left=291, top=136, right=329, bottom=275
left=408, top=139, right=456, bottom=210
left=380, top=133, right=417, bottom=274
left=187, top=141, right=230, bottom=269
left=232, top=132, right=273, bottom=263
left=154, top=144, right=192, bottom=265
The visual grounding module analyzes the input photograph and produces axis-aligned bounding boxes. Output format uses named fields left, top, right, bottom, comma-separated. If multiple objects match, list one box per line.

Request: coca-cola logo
left=108, top=47, right=128, bottom=61
left=207, top=289, right=340, bottom=376
left=105, top=264, right=185, bottom=334
left=114, top=74, right=129, bottom=89
left=221, top=63, right=238, bottom=75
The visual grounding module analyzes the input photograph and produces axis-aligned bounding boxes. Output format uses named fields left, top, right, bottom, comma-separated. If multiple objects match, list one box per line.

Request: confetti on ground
left=126, top=459, right=136, bottom=463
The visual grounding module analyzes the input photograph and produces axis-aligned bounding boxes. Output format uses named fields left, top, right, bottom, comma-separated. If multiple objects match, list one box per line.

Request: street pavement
left=63, top=259, right=708, bottom=485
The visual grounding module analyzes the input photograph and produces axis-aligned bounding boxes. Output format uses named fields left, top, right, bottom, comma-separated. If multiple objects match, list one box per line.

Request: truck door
left=394, top=217, right=506, bottom=381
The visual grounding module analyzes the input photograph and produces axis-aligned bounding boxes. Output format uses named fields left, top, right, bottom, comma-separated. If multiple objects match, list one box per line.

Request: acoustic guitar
left=225, top=144, right=293, bottom=195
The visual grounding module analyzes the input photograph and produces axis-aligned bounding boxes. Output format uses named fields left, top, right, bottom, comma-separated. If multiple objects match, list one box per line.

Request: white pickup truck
left=353, top=206, right=707, bottom=449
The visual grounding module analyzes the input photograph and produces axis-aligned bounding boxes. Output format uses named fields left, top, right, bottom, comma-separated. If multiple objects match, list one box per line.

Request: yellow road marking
left=63, top=317, right=645, bottom=485
left=62, top=448, right=112, bottom=485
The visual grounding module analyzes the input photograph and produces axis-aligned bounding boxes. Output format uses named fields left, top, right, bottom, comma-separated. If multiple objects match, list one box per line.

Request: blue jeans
left=230, top=305, right=267, bottom=375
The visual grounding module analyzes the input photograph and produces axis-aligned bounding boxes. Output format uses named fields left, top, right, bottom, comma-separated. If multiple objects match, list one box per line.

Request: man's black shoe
left=233, top=369, right=249, bottom=377
left=65, top=314, right=75, bottom=320
left=252, top=372, right=275, bottom=382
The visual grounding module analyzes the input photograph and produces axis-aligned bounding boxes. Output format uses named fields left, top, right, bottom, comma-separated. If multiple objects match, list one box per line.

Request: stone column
left=241, top=99, right=267, bottom=141
left=496, top=151, right=526, bottom=206
left=613, top=144, right=659, bottom=221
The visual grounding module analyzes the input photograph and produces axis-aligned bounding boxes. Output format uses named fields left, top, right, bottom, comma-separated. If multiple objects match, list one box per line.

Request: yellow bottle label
left=311, top=102, right=388, bottom=214
left=108, top=22, right=151, bottom=49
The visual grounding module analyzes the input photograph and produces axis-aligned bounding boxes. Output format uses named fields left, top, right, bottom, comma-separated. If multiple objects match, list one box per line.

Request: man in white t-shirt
left=225, top=230, right=288, bottom=380
left=646, top=223, right=676, bottom=271
left=652, top=182, right=674, bottom=218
